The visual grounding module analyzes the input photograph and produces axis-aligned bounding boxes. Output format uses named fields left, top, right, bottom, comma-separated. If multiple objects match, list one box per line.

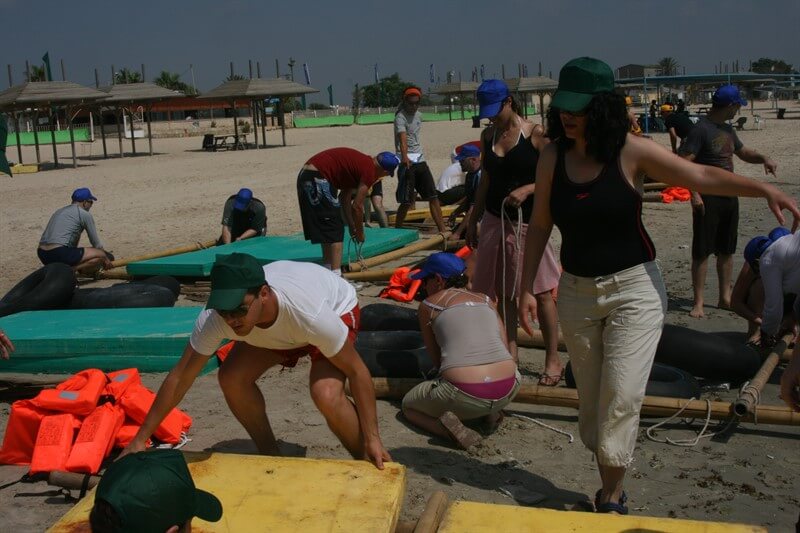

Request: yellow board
left=10, top=163, right=39, bottom=174
left=438, top=501, right=765, bottom=533
left=48, top=452, right=406, bottom=533
left=388, top=205, right=457, bottom=224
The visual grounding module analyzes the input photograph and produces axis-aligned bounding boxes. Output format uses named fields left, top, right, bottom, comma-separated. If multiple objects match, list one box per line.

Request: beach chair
left=733, top=117, right=747, bottom=130
left=202, top=134, right=215, bottom=152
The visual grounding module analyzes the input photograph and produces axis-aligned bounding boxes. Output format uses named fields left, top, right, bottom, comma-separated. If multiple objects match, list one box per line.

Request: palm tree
left=115, top=68, right=142, bottom=84
left=153, top=70, right=195, bottom=95
left=225, top=74, right=246, bottom=82
left=29, top=65, right=46, bottom=82
left=657, top=57, right=679, bottom=76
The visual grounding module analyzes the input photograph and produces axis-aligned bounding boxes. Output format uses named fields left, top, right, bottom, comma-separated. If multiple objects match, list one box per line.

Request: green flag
left=0, top=117, right=12, bottom=176
left=327, top=84, right=333, bottom=107
left=42, top=52, right=53, bottom=81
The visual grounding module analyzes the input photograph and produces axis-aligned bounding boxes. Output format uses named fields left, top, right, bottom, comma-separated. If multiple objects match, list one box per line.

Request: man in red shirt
left=297, top=148, right=399, bottom=274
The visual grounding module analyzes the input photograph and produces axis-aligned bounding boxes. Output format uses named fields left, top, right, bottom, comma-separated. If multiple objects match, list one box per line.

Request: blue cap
left=744, top=235, right=772, bottom=269
left=377, top=151, right=401, bottom=176
left=768, top=226, right=790, bottom=242
left=71, top=187, right=97, bottom=202
left=233, top=188, right=253, bottom=211
left=477, top=79, right=510, bottom=119
left=410, top=252, right=466, bottom=280
left=712, top=84, right=747, bottom=107
left=455, top=144, right=480, bottom=161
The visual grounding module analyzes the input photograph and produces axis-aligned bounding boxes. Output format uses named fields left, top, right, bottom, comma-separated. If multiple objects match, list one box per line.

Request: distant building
left=616, top=64, right=661, bottom=79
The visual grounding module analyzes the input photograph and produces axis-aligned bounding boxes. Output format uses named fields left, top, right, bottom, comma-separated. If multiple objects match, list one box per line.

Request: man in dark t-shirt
left=662, top=104, right=695, bottom=154
left=218, top=188, right=267, bottom=245
left=679, top=84, right=777, bottom=318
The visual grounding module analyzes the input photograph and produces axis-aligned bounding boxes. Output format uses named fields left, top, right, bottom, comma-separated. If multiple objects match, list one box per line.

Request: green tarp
left=126, top=227, right=419, bottom=277
left=0, top=307, right=216, bottom=374
left=293, top=107, right=537, bottom=128
left=6, top=128, right=91, bottom=146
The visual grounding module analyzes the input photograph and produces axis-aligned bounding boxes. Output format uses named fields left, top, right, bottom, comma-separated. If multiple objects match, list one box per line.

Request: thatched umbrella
left=431, top=81, right=480, bottom=120
left=0, top=81, right=109, bottom=168
left=100, top=83, right=184, bottom=157
left=198, top=78, right=318, bottom=147
left=503, top=76, right=558, bottom=121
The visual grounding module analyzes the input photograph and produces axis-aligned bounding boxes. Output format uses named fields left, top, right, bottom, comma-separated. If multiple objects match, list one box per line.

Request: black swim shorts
left=395, top=161, right=438, bottom=204
left=691, top=195, right=739, bottom=260
left=37, top=246, right=84, bottom=266
left=297, top=169, right=344, bottom=244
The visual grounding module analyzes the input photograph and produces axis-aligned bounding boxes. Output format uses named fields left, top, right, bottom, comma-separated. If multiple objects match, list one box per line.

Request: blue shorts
left=37, top=246, right=84, bottom=266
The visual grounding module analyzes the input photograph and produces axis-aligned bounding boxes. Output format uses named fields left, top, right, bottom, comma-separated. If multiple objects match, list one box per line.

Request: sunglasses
left=217, top=298, right=255, bottom=320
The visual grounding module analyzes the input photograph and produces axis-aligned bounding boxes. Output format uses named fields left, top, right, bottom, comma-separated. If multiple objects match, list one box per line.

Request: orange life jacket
left=29, top=413, right=80, bottom=475
left=661, top=186, right=691, bottom=203
left=114, top=419, right=151, bottom=449
left=119, top=383, right=192, bottom=444
left=380, top=267, right=422, bottom=303
left=104, top=368, right=141, bottom=401
left=65, top=404, right=125, bottom=474
left=32, top=369, right=107, bottom=416
left=454, top=246, right=472, bottom=259
left=0, top=400, right=52, bottom=466
left=216, top=340, right=235, bottom=364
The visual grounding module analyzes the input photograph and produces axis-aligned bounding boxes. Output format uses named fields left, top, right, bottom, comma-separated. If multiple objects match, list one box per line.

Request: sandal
left=439, top=411, right=482, bottom=450
left=537, top=369, right=564, bottom=387
left=594, top=489, right=629, bottom=515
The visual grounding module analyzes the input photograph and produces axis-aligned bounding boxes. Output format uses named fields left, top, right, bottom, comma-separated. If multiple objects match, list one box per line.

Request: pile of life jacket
left=660, top=186, right=691, bottom=204
left=380, top=246, right=473, bottom=303
left=0, top=368, right=191, bottom=475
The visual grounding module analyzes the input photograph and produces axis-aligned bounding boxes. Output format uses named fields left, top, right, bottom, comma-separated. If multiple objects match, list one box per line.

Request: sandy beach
left=1, top=107, right=799, bottom=530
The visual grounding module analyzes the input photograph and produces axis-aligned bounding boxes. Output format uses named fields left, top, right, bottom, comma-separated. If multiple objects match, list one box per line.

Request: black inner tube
left=0, top=264, right=76, bottom=317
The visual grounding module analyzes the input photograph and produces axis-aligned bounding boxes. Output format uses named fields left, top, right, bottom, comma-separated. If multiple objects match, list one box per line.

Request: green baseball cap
left=551, top=57, right=615, bottom=113
left=93, top=450, right=222, bottom=532
left=207, top=253, right=265, bottom=311
left=0, top=116, right=11, bottom=177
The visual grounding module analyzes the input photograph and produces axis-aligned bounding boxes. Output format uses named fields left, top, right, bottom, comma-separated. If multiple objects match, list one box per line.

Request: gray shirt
left=394, top=109, right=424, bottom=160
left=39, top=204, right=103, bottom=249
left=759, top=232, right=800, bottom=336
left=679, top=116, right=743, bottom=172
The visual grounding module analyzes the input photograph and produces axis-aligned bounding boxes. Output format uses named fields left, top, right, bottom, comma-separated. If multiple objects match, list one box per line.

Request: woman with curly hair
left=518, top=57, right=799, bottom=514
left=465, top=79, right=563, bottom=386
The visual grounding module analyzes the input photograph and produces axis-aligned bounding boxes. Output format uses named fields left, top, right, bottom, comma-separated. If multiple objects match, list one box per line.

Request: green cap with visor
left=207, top=253, right=266, bottom=311
left=551, top=57, right=615, bottom=113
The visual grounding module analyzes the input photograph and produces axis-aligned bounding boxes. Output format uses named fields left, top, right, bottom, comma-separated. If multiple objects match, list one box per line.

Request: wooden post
left=7, top=64, right=11, bottom=87
left=67, top=105, right=77, bottom=168
left=260, top=100, right=267, bottom=148
left=279, top=99, right=286, bottom=146
left=248, top=60, right=253, bottom=79
left=25, top=60, right=30, bottom=82
left=128, top=107, right=137, bottom=155
left=275, top=58, right=280, bottom=77
left=460, top=94, right=465, bottom=120
left=256, top=61, right=261, bottom=78
left=232, top=99, right=240, bottom=146
left=146, top=104, right=154, bottom=156
left=141, top=63, right=146, bottom=81
left=115, top=107, right=124, bottom=157
left=48, top=108, right=59, bottom=168
left=230, top=62, right=234, bottom=79
left=98, top=108, right=108, bottom=159
left=32, top=109, right=41, bottom=164
left=60, top=59, right=66, bottom=81
left=111, top=64, right=115, bottom=84
left=94, top=68, right=99, bottom=88
left=11, top=112, right=22, bottom=165
left=251, top=100, right=259, bottom=149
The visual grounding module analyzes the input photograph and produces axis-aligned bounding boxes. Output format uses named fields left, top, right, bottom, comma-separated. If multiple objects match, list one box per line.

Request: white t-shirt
left=759, top=231, right=800, bottom=336
left=190, top=261, right=358, bottom=357
left=436, top=162, right=466, bottom=192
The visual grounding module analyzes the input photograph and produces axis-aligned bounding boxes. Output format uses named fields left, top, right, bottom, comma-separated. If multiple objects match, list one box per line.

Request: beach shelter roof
left=0, top=81, right=109, bottom=111
left=504, top=76, right=558, bottom=94
left=431, top=81, right=479, bottom=95
left=616, top=72, right=797, bottom=87
left=99, top=82, right=184, bottom=104
left=198, top=78, right=318, bottom=100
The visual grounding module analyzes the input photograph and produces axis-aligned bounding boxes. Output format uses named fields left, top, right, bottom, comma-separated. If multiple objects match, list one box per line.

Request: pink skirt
left=472, top=211, right=561, bottom=300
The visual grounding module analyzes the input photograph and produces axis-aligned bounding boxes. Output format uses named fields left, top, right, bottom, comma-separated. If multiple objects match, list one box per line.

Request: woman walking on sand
left=519, top=57, right=799, bottom=514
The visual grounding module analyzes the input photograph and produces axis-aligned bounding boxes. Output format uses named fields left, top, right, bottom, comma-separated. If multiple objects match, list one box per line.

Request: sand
left=1, top=107, right=799, bottom=530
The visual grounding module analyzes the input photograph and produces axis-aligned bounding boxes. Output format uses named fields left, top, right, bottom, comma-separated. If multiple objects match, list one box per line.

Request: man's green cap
left=551, top=57, right=615, bottom=113
left=94, top=449, right=223, bottom=532
left=0, top=117, right=12, bottom=177
left=207, top=253, right=265, bottom=311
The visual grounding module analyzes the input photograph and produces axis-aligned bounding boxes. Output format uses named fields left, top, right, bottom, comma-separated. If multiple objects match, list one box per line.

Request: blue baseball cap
left=233, top=188, right=253, bottom=211
left=455, top=144, right=480, bottom=161
left=377, top=151, right=401, bottom=176
left=744, top=235, right=772, bottom=269
left=71, top=187, right=97, bottom=202
left=410, top=252, right=466, bottom=280
left=477, top=79, right=510, bottom=119
left=712, top=85, right=747, bottom=107
left=768, top=226, right=790, bottom=242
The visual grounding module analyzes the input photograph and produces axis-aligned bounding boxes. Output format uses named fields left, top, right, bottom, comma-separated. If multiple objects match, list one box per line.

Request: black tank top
left=550, top=145, right=656, bottom=277
left=482, top=130, right=539, bottom=222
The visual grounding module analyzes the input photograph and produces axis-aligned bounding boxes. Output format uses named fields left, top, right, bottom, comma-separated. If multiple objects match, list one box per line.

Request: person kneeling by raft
left=120, top=253, right=390, bottom=469
left=402, top=252, right=520, bottom=449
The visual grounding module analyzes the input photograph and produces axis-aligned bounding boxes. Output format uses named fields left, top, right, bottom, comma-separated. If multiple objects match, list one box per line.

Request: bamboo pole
left=389, top=205, right=457, bottom=224
left=108, top=239, right=218, bottom=269
left=366, top=378, right=800, bottom=426
left=346, top=232, right=450, bottom=273
left=48, top=471, right=100, bottom=491
left=643, top=182, right=669, bottom=191
left=413, top=491, right=449, bottom=533
left=344, top=266, right=410, bottom=282
left=734, top=333, right=793, bottom=417
left=643, top=192, right=665, bottom=203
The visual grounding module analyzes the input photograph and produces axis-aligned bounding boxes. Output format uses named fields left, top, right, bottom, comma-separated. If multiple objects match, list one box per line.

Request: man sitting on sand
left=218, top=187, right=267, bottom=245
left=121, top=253, right=391, bottom=469
left=297, top=147, right=399, bottom=275
left=680, top=84, right=777, bottom=317
left=90, top=449, right=222, bottom=532
left=37, top=187, right=113, bottom=275
left=447, top=144, right=482, bottom=240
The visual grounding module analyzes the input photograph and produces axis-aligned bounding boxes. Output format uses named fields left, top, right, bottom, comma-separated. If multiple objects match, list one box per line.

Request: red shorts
left=273, top=305, right=360, bottom=368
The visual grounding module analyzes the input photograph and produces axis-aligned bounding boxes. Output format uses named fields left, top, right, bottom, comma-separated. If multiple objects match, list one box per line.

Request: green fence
left=293, top=106, right=537, bottom=129
left=7, top=128, right=91, bottom=146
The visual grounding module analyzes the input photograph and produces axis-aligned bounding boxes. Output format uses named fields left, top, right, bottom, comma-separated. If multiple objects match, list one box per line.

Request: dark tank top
left=550, top=145, right=656, bottom=277
left=482, top=130, right=539, bottom=222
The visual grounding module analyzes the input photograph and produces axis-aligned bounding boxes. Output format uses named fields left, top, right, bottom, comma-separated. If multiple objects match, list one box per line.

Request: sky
left=2, top=0, right=798, bottom=105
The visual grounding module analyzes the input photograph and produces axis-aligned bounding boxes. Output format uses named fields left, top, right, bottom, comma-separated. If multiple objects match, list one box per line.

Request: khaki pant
left=558, top=262, right=666, bottom=467
left=402, top=372, right=521, bottom=421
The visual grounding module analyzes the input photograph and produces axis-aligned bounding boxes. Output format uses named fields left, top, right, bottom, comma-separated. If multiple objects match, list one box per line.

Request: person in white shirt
left=121, top=253, right=390, bottom=469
